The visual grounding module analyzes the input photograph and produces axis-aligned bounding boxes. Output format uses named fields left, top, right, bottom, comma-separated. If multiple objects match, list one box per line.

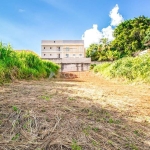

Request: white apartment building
left=41, top=40, right=85, bottom=59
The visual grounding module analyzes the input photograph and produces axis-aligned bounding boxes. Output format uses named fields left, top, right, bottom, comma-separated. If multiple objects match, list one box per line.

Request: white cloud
left=19, top=9, right=25, bottom=13
left=101, top=26, right=114, bottom=41
left=82, top=4, right=124, bottom=48
left=109, top=4, right=124, bottom=26
left=82, top=24, right=102, bottom=48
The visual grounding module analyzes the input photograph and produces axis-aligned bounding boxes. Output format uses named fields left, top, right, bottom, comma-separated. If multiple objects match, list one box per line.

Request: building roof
left=41, top=40, right=84, bottom=46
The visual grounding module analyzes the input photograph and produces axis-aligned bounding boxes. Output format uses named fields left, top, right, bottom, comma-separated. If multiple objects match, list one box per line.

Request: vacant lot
left=0, top=72, right=150, bottom=150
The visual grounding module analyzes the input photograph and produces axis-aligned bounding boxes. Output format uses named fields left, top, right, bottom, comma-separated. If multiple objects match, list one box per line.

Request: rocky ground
left=0, top=71, right=150, bottom=150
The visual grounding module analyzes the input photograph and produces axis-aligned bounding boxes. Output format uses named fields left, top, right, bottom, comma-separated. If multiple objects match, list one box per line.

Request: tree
left=86, top=44, right=99, bottom=61
left=143, top=29, right=150, bottom=48
left=112, top=16, right=150, bottom=56
left=100, top=38, right=110, bottom=50
left=86, top=42, right=121, bottom=61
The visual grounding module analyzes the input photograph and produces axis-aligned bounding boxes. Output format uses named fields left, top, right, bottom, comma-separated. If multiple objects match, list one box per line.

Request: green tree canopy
left=112, top=16, right=150, bottom=56
left=86, top=44, right=99, bottom=61
left=143, top=29, right=150, bottom=48
left=86, top=41, right=121, bottom=61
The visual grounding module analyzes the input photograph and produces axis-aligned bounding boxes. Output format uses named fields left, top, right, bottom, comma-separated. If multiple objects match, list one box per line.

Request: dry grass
left=0, top=72, right=150, bottom=150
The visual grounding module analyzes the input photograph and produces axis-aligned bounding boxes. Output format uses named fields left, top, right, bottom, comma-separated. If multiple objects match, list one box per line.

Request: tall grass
left=0, top=43, right=59, bottom=84
left=93, top=54, right=150, bottom=83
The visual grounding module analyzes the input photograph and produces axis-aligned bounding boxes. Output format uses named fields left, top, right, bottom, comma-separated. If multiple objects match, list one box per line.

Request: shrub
left=0, top=42, right=60, bottom=84
left=90, top=64, right=96, bottom=70
left=93, top=54, right=150, bottom=83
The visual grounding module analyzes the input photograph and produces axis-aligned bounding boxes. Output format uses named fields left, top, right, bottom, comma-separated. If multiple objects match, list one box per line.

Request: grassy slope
left=0, top=43, right=59, bottom=84
left=93, top=54, right=150, bottom=83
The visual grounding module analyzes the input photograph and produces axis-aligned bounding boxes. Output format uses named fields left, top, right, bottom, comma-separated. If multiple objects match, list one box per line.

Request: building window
left=73, top=54, right=75, bottom=56
left=44, top=47, right=45, bottom=49
left=66, top=54, right=69, bottom=58
left=79, top=46, right=83, bottom=52
left=50, top=54, right=52, bottom=56
left=79, top=54, right=82, bottom=56
left=50, top=47, right=51, bottom=49
left=54, top=41, right=55, bottom=43
left=44, top=54, right=46, bottom=56
left=58, top=47, right=60, bottom=51
left=66, top=47, right=69, bottom=51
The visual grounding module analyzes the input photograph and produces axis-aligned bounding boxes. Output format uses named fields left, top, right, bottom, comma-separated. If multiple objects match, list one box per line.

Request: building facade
left=41, top=40, right=85, bottom=59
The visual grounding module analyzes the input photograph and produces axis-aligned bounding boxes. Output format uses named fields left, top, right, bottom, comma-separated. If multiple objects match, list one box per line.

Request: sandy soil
left=0, top=71, right=150, bottom=150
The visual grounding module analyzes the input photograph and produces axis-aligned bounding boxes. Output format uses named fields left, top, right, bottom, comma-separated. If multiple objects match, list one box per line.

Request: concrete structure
left=41, top=40, right=85, bottom=59
left=51, top=58, right=91, bottom=72
left=41, top=40, right=91, bottom=72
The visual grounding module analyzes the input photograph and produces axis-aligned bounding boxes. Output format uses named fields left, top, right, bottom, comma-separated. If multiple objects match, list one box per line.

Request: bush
left=90, top=64, right=96, bottom=70
left=86, top=44, right=122, bottom=61
left=93, top=54, right=150, bottom=83
left=94, top=63, right=111, bottom=73
left=0, top=42, right=60, bottom=84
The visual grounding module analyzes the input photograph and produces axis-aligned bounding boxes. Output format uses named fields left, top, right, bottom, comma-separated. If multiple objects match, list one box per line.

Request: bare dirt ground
left=0, top=71, right=150, bottom=150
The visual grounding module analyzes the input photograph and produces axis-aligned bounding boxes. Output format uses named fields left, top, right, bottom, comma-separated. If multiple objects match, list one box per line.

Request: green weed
left=41, top=95, right=51, bottom=101
left=133, top=130, right=140, bottom=136
left=12, top=106, right=19, bottom=112
left=82, top=125, right=91, bottom=135
left=108, top=140, right=113, bottom=145
left=108, top=118, right=121, bottom=124
left=92, top=140, right=98, bottom=146
left=125, top=143, right=138, bottom=150
left=92, top=127, right=99, bottom=132
left=68, top=97, right=76, bottom=101
left=0, top=120, right=2, bottom=125
left=71, top=139, right=82, bottom=150
left=11, top=133, right=20, bottom=141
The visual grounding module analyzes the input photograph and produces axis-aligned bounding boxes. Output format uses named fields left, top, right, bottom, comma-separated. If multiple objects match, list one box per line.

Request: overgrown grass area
left=93, top=54, right=150, bottom=83
left=0, top=43, right=59, bottom=84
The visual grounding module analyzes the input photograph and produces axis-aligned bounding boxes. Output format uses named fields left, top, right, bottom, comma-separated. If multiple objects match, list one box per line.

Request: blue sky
left=0, top=0, right=150, bottom=55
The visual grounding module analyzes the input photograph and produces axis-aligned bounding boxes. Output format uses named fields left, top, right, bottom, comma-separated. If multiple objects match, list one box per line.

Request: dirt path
left=0, top=72, right=150, bottom=150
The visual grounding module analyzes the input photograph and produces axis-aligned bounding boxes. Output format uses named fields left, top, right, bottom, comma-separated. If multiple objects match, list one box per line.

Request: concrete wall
left=43, top=58, right=91, bottom=64
left=42, top=53, right=61, bottom=58
left=42, top=58, right=91, bottom=72
left=41, top=52, right=84, bottom=59
left=61, top=63, right=90, bottom=72
left=61, top=58, right=91, bottom=63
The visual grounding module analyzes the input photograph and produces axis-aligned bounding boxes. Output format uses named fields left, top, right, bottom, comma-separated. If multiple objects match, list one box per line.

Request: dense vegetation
left=86, top=42, right=121, bottom=61
left=112, top=16, right=150, bottom=55
left=0, top=43, right=59, bottom=84
left=86, top=16, right=150, bottom=61
left=143, top=29, right=150, bottom=47
left=88, top=16, right=150, bottom=83
left=93, top=54, right=150, bottom=82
